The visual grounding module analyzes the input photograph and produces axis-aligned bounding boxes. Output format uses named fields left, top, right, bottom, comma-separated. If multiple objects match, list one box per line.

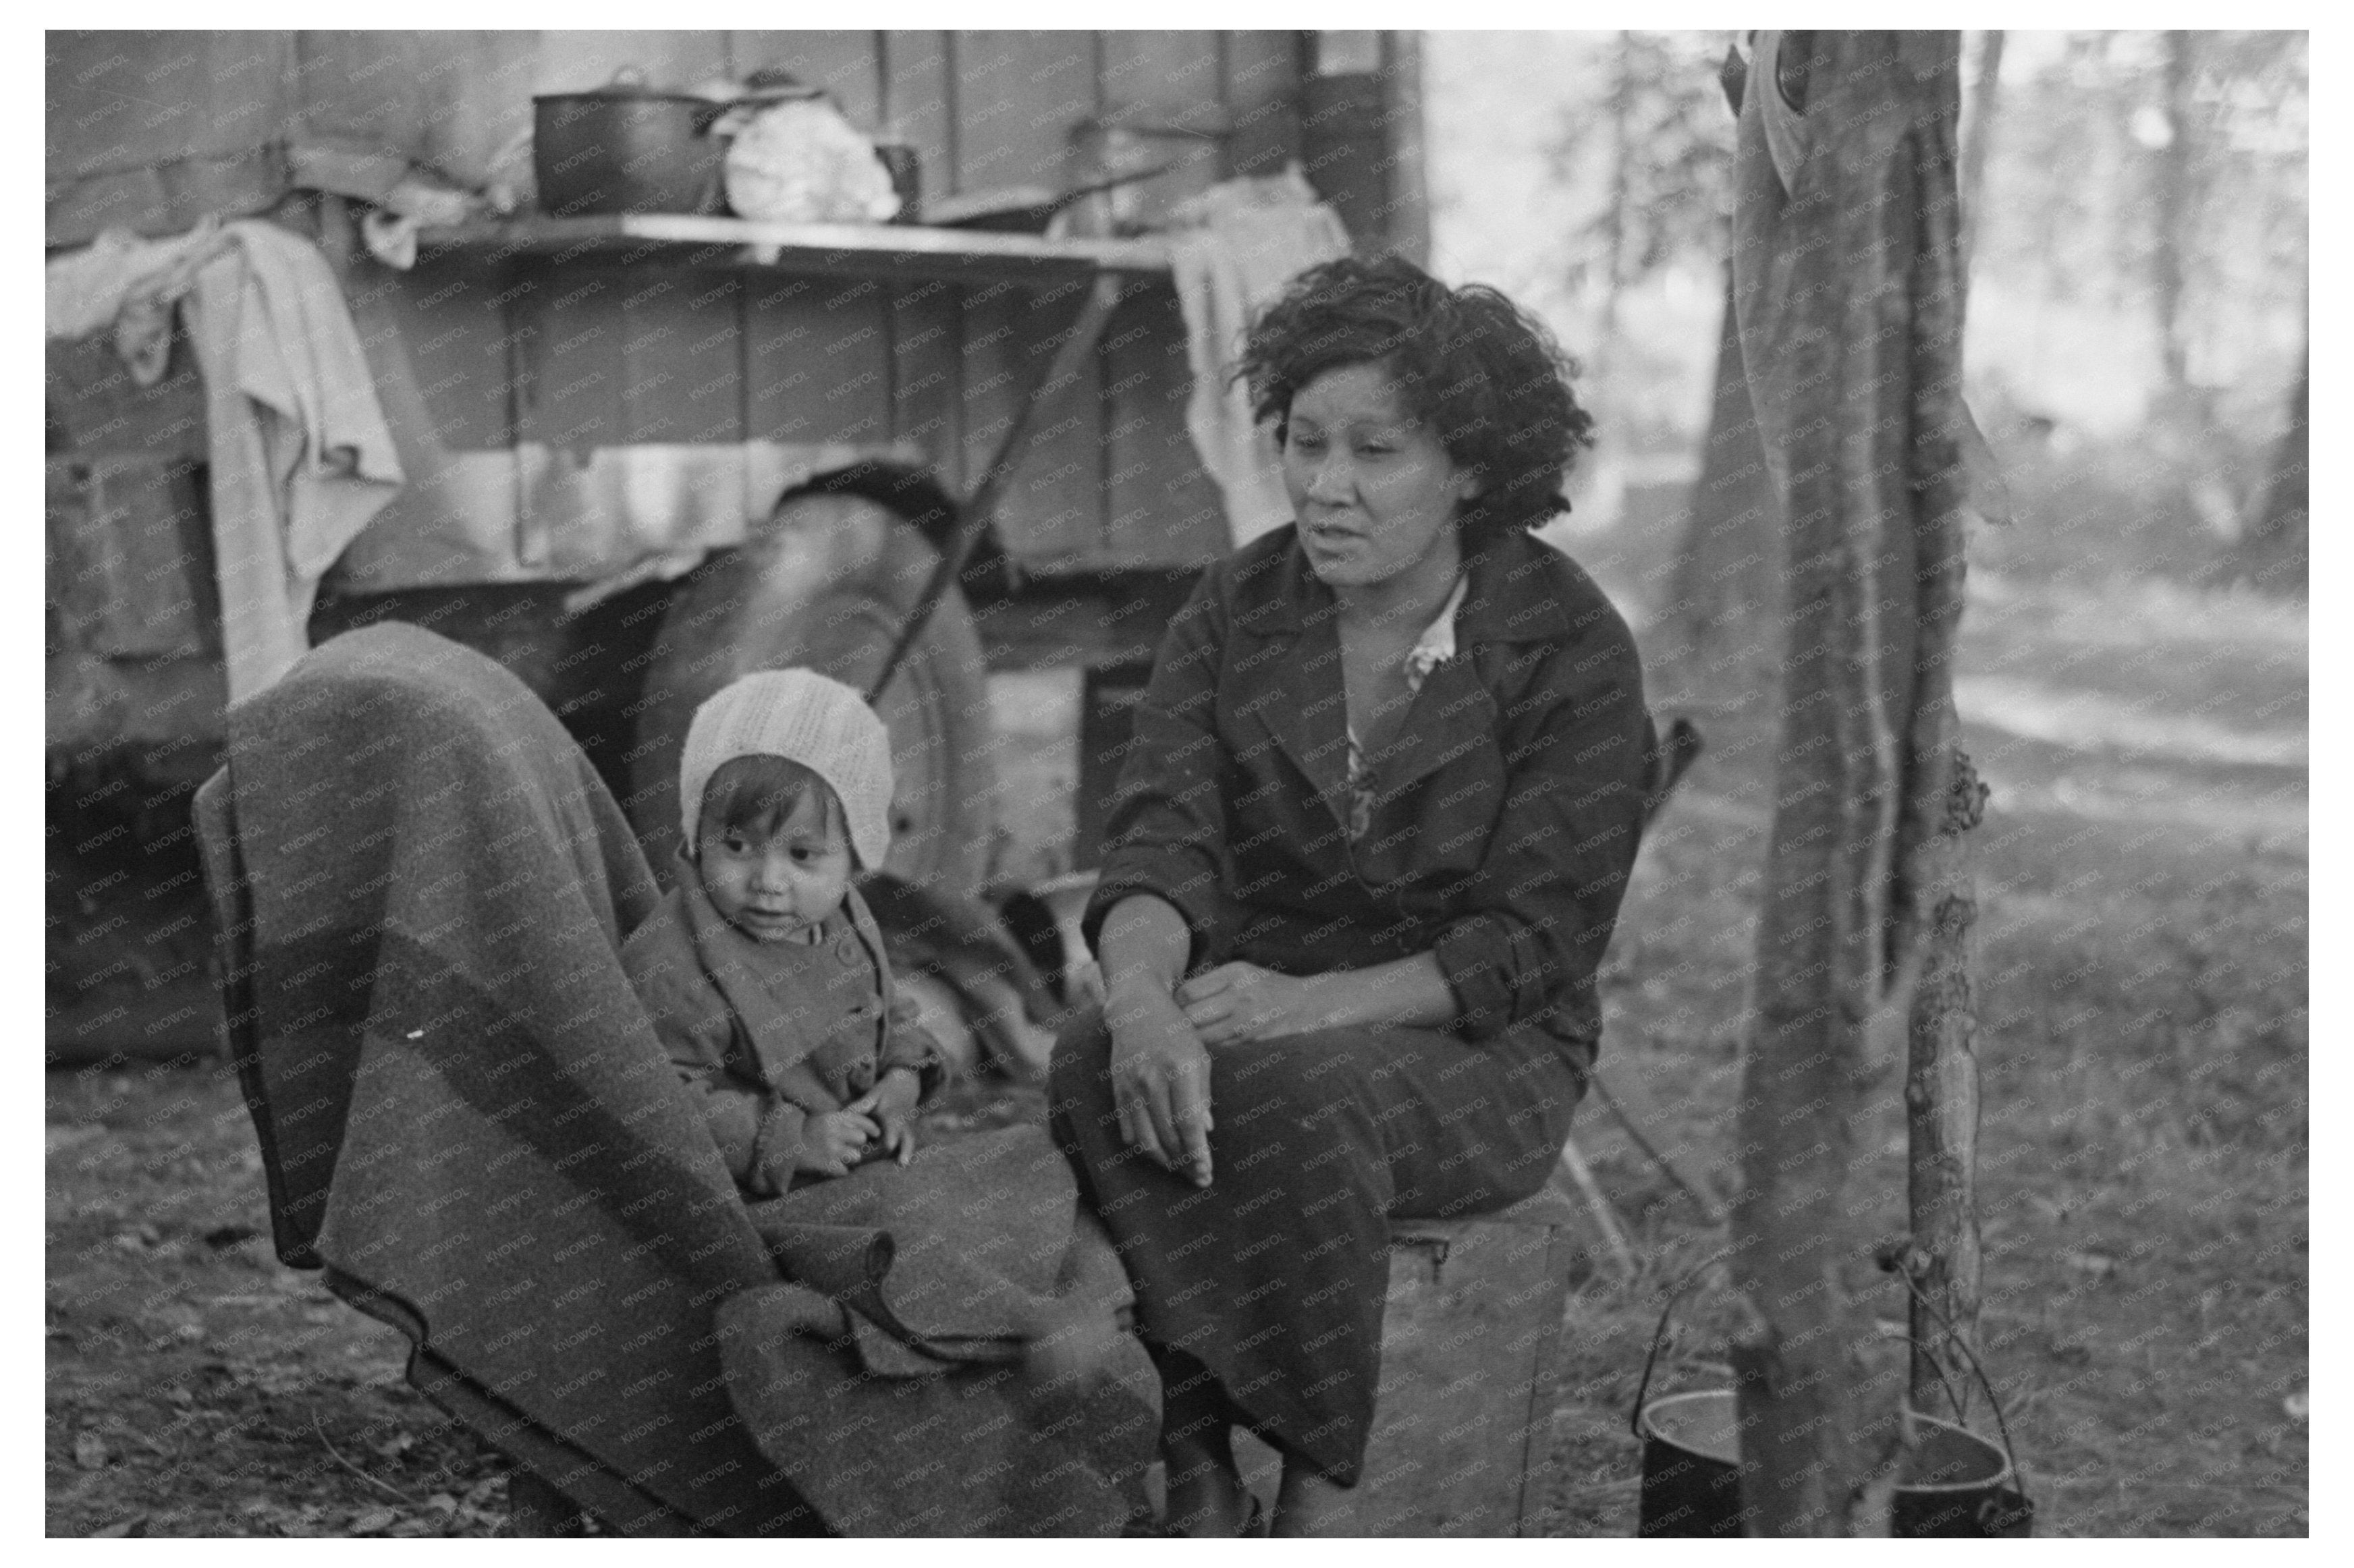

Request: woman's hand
left=1176, top=963, right=1338, bottom=1046
left=1105, top=980, right=1215, bottom=1187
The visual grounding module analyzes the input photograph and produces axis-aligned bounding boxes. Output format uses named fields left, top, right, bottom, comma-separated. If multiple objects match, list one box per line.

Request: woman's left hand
left=1176, top=963, right=1339, bottom=1046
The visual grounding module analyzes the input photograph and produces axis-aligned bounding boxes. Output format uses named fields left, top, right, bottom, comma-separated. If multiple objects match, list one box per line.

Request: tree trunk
left=2238, top=349, right=2308, bottom=593
left=2154, top=30, right=2198, bottom=394
left=1726, top=29, right=1972, bottom=1535
left=1905, top=752, right=1989, bottom=1416
left=1595, top=32, right=1637, bottom=368
left=1957, top=30, right=2004, bottom=267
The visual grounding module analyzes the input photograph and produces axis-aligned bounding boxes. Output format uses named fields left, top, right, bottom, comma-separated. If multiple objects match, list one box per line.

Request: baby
left=623, top=669, right=945, bottom=1197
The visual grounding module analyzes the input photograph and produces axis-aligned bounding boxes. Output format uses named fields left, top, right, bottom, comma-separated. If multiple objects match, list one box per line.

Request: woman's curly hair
left=1236, top=254, right=1596, bottom=550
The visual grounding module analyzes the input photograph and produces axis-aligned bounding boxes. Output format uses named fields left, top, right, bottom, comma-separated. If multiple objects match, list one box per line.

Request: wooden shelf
left=414, top=213, right=1172, bottom=281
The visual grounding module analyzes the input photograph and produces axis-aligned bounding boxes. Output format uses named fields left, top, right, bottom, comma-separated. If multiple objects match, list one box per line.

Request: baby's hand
left=846, top=1069, right=923, bottom=1167
left=796, top=1109, right=879, bottom=1177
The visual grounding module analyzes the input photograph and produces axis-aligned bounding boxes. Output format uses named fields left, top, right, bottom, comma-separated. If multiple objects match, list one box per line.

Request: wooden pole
left=1724, top=30, right=1971, bottom=1535
left=1904, top=753, right=1988, bottom=1416
left=865, top=273, right=1124, bottom=705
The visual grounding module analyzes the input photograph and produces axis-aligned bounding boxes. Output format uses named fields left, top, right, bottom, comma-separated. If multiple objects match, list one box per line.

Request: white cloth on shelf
left=1167, top=174, right=1351, bottom=547
left=713, top=98, right=900, bottom=225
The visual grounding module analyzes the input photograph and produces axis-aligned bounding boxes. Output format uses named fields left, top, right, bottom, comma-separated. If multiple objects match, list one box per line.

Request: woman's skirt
left=1046, top=1011, right=1583, bottom=1486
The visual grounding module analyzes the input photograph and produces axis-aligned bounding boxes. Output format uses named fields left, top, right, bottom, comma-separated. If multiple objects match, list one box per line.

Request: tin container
left=532, top=82, right=730, bottom=217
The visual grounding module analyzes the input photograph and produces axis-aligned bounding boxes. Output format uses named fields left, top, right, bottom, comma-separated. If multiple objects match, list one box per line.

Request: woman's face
left=1282, top=362, right=1478, bottom=594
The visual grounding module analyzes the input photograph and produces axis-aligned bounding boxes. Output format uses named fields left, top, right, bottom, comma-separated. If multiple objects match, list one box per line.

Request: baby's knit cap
left=679, top=669, right=894, bottom=870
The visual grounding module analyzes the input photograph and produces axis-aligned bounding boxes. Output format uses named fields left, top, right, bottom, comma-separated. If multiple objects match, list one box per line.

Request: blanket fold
left=209, top=621, right=811, bottom=1536
left=722, top=1124, right=1157, bottom=1536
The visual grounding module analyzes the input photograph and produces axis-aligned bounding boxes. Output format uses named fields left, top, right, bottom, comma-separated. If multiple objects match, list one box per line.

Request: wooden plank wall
left=49, top=30, right=1305, bottom=574
left=46, top=33, right=296, bottom=240
left=526, top=29, right=1294, bottom=569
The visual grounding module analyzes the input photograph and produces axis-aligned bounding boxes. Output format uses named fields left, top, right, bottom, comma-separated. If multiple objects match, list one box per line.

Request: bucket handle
left=1884, top=1264, right=2029, bottom=1505
left=1631, top=1249, right=2031, bottom=1513
left=1628, top=1250, right=1731, bottom=1438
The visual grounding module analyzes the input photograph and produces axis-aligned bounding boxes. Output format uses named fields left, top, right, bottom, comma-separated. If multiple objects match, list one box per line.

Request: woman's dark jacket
left=1082, top=523, right=1654, bottom=1075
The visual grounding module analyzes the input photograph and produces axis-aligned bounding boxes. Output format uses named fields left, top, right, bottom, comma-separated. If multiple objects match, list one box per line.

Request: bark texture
left=1724, top=29, right=1973, bottom=1535
left=1905, top=752, right=1989, bottom=1415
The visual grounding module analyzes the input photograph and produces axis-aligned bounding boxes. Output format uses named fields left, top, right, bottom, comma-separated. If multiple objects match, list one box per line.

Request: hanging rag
left=45, top=220, right=235, bottom=385
left=1745, top=31, right=1813, bottom=198
left=46, top=219, right=405, bottom=701
left=1166, top=171, right=1350, bottom=547
left=180, top=220, right=405, bottom=702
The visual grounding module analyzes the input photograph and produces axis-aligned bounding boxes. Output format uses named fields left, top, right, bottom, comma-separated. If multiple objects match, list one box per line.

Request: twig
left=313, top=1411, right=417, bottom=1505
left=1558, top=1135, right=1639, bottom=1279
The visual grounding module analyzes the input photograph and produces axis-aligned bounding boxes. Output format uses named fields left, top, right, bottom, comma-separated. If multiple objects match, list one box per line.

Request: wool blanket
left=726, top=1124, right=1159, bottom=1536
left=200, top=623, right=1151, bottom=1535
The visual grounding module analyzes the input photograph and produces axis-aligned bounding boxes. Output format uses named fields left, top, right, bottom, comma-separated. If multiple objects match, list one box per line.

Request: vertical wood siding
left=49, top=30, right=1306, bottom=574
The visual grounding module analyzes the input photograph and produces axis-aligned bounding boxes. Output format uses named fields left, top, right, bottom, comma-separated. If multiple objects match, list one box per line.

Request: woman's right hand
left=1105, top=980, right=1215, bottom=1187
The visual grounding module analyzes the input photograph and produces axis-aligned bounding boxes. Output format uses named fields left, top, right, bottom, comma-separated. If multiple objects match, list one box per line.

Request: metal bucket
left=1635, top=1391, right=2033, bottom=1538
left=1630, top=1255, right=2034, bottom=1538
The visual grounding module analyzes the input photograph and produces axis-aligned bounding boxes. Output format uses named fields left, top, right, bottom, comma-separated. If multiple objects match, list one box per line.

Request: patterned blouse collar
left=1403, top=572, right=1471, bottom=686
left=1344, top=572, right=1470, bottom=838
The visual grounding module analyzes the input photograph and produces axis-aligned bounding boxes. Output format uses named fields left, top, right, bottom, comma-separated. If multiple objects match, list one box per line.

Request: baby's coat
left=624, top=871, right=944, bottom=1196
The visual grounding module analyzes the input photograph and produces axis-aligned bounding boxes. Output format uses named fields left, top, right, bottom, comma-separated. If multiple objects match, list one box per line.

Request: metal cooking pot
left=532, top=75, right=731, bottom=217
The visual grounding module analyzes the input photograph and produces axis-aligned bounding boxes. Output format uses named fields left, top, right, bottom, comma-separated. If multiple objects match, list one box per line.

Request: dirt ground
left=47, top=505, right=2305, bottom=1536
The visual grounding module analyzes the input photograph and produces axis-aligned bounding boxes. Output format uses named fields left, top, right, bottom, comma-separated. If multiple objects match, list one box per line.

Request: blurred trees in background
left=1548, top=31, right=1734, bottom=368
left=1986, top=31, right=2305, bottom=403
left=2239, top=349, right=2307, bottom=593
left=1521, top=28, right=2306, bottom=598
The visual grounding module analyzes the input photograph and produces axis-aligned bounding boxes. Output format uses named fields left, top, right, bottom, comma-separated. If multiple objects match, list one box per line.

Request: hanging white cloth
left=179, top=222, right=405, bottom=700
left=1167, top=172, right=1351, bottom=547
left=48, top=218, right=405, bottom=700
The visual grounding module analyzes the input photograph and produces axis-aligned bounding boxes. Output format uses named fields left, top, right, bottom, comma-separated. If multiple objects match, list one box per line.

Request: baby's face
left=696, top=789, right=853, bottom=943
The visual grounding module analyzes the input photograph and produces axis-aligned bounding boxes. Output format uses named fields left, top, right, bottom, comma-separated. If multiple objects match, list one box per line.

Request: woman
left=1048, top=255, right=1656, bottom=1536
